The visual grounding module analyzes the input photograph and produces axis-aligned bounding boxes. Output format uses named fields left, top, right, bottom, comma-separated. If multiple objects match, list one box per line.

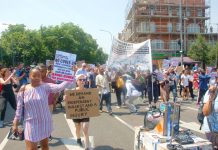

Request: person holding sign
left=12, top=67, right=72, bottom=150
left=64, top=74, right=90, bottom=150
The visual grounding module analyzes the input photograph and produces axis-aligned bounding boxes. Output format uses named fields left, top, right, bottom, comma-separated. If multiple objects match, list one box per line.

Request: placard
left=51, top=50, right=76, bottom=82
left=65, top=88, right=100, bottom=119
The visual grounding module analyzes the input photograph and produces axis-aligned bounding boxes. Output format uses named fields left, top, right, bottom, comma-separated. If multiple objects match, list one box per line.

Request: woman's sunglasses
left=78, top=78, right=86, bottom=82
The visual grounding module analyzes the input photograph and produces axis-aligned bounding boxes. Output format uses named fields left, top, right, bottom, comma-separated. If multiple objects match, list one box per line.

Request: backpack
left=116, top=77, right=124, bottom=89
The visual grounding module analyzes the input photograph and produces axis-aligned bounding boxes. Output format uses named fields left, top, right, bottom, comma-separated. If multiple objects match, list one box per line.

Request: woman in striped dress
left=13, top=67, right=72, bottom=150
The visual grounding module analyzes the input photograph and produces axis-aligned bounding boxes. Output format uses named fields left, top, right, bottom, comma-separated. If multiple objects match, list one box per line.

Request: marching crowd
left=0, top=61, right=218, bottom=149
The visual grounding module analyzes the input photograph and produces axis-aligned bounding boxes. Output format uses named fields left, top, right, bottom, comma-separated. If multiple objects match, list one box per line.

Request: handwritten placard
left=65, top=88, right=99, bottom=119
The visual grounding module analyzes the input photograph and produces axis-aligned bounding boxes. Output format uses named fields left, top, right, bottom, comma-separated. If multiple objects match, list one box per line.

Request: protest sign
left=170, top=58, right=179, bottom=67
left=162, top=59, right=170, bottom=69
left=51, top=50, right=76, bottom=82
left=176, top=66, right=184, bottom=74
left=108, top=38, right=152, bottom=72
left=65, top=88, right=100, bottom=119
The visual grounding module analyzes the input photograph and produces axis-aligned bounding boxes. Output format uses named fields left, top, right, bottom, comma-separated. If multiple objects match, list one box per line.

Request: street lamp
left=179, top=0, right=183, bottom=66
left=183, top=17, right=189, bottom=55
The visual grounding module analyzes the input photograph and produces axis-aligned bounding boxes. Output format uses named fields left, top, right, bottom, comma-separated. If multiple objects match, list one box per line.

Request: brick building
left=119, top=0, right=218, bottom=60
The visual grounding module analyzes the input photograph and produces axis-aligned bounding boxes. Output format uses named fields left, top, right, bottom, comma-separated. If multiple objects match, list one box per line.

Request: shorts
left=73, top=118, right=90, bottom=123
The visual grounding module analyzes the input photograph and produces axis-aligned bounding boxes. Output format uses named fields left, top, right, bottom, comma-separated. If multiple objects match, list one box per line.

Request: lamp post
left=183, top=17, right=188, bottom=55
left=179, top=0, right=183, bottom=66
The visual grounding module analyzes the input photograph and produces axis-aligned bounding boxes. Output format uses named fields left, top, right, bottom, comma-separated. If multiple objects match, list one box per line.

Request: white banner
left=51, top=50, right=77, bottom=82
left=108, top=38, right=152, bottom=72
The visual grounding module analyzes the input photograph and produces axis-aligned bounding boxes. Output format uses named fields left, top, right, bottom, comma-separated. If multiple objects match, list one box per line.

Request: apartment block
left=119, top=0, right=218, bottom=60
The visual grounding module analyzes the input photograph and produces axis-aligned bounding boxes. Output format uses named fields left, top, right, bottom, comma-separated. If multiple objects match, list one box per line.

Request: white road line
left=113, top=115, right=135, bottom=132
left=183, top=106, right=198, bottom=111
left=0, top=132, right=9, bottom=150
left=64, top=114, right=95, bottom=149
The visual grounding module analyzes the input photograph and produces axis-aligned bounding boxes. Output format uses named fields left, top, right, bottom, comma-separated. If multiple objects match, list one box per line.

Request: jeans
left=126, top=95, right=138, bottom=112
left=169, top=85, right=177, bottom=102
left=99, top=92, right=112, bottom=112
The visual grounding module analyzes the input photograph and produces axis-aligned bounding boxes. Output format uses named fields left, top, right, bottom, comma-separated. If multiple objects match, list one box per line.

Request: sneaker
left=0, top=121, right=3, bottom=128
left=37, top=143, right=41, bottom=148
left=109, top=111, right=113, bottom=115
left=49, top=135, right=52, bottom=141
left=99, top=110, right=103, bottom=113
left=116, top=106, right=121, bottom=109
left=77, top=138, right=83, bottom=147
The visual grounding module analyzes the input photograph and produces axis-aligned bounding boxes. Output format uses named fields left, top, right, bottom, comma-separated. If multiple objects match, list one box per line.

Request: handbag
left=7, top=85, right=25, bottom=141
left=144, top=108, right=162, bottom=130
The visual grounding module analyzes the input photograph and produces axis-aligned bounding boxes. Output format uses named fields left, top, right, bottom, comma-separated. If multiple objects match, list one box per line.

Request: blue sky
left=0, top=0, right=217, bottom=54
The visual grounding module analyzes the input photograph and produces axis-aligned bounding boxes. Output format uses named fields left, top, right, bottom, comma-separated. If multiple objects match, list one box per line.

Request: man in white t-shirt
left=181, top=70, right=190, bottom=100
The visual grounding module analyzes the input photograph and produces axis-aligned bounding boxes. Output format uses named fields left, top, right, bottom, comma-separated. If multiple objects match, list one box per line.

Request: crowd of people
left=0, top=61, right=218, bottom=149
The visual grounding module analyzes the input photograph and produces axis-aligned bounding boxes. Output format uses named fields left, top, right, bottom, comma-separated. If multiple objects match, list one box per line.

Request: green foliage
left=0, top=23, right=108, bottom=66
left=188, top=35, right=210, bottom=69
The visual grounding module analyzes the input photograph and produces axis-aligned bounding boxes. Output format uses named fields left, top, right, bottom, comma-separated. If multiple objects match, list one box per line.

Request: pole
left=179, top=0, right=183, bottom=66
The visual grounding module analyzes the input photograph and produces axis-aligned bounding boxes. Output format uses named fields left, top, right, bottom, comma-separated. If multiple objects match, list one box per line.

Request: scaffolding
left=121, top=0, right=216, bottom=59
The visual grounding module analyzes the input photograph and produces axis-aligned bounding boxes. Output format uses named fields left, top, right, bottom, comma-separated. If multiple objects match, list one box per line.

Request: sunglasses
left=78, top=78, right=86, bottom=82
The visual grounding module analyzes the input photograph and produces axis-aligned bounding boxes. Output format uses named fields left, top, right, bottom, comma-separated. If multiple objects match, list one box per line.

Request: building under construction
left=119, top=0, right=218, bottom=60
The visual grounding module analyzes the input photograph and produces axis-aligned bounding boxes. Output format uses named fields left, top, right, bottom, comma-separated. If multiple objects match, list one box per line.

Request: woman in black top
left=0, top=68, right=17, bottom=128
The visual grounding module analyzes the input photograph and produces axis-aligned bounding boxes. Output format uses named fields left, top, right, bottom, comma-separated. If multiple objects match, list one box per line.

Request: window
left=169, top=40, right=180, bottom=50
left=186, top=7, right=191, bottom=17
left=150, top=22, right=156, bottom=32
left=150, top=5, right=155, bottom=15
left=187, top=24, right=200, bottom=33
left=176, top=8, right=180, bottom=16
left=176, top=23, right=181, bottom=32
left=197, top=8, right=202, bottom=17
left=168, top=6, right=172, bottom=16
left=151, top=40, right=164, bottom=50
left=167, top=22, right=173, bottom=32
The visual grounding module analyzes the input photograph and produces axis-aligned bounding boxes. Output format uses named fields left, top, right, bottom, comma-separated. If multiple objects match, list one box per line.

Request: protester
left=197, top=69, right=210, bottom=105
left=0, top=68, right=17, bottom=128
left=114, top=72, right=124, bottom=108
left=169, top=68, right=177, bottom=102
left=64, top=74, right=90, bottom=150
left=159, top=71, right=170, bottom=102
left=75, top=63, right=89, bottom=88
left=188, top=70, right=195, bottom=100
left=96, top=67, right=112, bottom=114
left=202, top=81, right=218, bottom=149
left=193, top=70, right=199, bottom=90
left=146, top=71, right=159, bottom=109
left=125, top=78, right=141, bottom=113
left=15, top=62, right=28, bottom=91
left=181, top=70, right=190, bottom=100
left=38, top=64, right=59, bottom=113
left=13, top=67, right=72, bottom=150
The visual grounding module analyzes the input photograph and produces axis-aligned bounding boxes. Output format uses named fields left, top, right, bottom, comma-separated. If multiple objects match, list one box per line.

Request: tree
left=208, top=42, right=218, bottom=68
left=0, top=23, right=108, bottom=66
left=188, top=35, right=210, bottom=69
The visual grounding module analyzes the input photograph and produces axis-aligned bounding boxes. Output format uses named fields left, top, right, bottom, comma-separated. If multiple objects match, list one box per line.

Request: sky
left=0, top=0, right=217, bottom=55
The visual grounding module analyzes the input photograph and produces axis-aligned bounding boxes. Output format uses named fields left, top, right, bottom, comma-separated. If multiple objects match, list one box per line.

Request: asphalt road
left=0, top=92, right=207, bottom=150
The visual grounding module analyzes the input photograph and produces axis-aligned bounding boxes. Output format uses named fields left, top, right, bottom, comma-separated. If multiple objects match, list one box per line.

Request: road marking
left=64, top=114, right=94, bottom=149
left=183, top=106, right=198, bottom=111
left=113, top=115, right=135, bottom=132
left=0, top=132, right=9, bottom=150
